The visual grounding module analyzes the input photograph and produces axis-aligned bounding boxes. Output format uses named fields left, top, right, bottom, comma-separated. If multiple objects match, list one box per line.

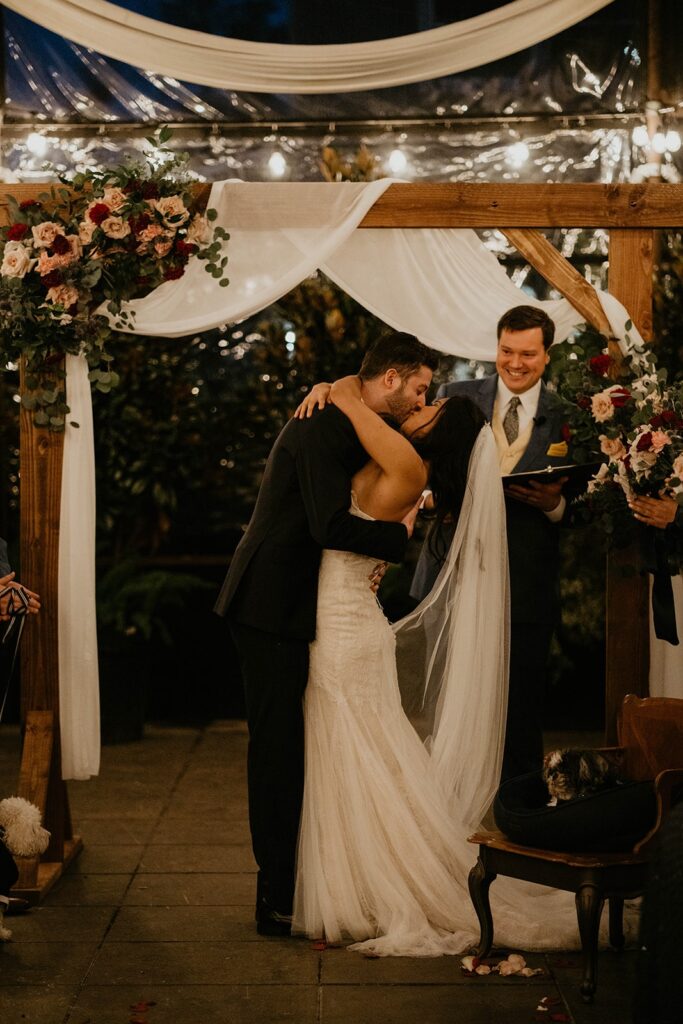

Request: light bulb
left=26, top=132, right=48, bottom=158
left=631, top=125, right=649, bottom=148
left=268, top=151, right=287, bottom=177
left=652, top=132, right=667, bottom=154
left=506, top=142, right=529, bottom=168
left=388, top=148, right=407, bottom=174
left=665, top=130, right=681, bottom=153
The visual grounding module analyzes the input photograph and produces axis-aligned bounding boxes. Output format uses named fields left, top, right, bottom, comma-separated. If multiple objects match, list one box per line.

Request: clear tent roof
left=2, top=0, right=646, bottom=124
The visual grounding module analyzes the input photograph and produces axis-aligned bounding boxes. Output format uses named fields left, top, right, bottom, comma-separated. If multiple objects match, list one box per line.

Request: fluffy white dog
left=0, top=797, right=50, bottom=940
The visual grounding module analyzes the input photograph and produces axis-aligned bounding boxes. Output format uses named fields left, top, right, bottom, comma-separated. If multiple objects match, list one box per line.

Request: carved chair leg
left=575, top=882, right=605, bottom=1004
left=608, top=896, right=625, bottom=950
left=468, top=854, right=496, bottom=958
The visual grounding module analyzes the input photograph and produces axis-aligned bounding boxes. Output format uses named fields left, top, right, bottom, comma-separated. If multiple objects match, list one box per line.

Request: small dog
left=0, top=797, right=50, bottom=940
left=543, top=749, right=622, bottom=806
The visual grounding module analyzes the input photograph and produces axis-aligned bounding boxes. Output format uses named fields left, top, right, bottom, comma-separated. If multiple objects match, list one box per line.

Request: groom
left=412, top=305, right=572, bottom=781
left=215, top=332, right=439, bottom=934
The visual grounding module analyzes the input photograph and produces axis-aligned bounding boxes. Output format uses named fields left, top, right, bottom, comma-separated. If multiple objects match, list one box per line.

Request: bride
left=291, top=375, right=598, bottom=958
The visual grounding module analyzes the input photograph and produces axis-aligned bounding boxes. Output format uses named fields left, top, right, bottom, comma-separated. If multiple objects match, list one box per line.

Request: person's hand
left=504, top=477, right=568, bottom=512
left=293, top=382, right=332, bottom=419
left=368, top=561, right=388, bottom=594
left=401, top=496, right=423, bottom=539
left=628, top=493, right=678, bottom=529
left=329, top=375, right=362, bottom=407
left=0, top=572, right=41, bottom=620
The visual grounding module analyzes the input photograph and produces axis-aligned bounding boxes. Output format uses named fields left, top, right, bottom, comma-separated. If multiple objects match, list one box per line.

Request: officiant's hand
left=628, top=494, right=678, bottom=529
left=0, top=572, right=41, bottom=620
left=504, top=477, right=567, bottom=512
left=293, top=382, right=332, bottom=418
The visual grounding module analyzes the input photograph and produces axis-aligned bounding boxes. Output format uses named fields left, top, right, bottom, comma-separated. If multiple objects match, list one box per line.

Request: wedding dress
left=292, top=427, right=618, bottom=956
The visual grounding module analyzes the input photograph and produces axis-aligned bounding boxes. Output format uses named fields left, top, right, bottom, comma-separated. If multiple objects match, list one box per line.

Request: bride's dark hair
left=411, top=396, right=487, bottom=564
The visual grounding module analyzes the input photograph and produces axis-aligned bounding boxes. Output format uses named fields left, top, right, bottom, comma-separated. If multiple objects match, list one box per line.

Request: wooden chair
left=467, top=695, right=683, bottom=1004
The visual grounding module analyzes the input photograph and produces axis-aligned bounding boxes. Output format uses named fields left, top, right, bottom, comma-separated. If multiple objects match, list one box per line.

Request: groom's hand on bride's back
left=293, top=382, right=332, bottom=418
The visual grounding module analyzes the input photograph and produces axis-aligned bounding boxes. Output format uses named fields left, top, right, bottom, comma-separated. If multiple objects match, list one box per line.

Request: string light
left=631, top=125, right=649, bottom=148
left=387, top=148, right=407, bottom=174
left=268, top=150, right=287, bottom=177
left=26, top=132, right=48, bottom=157
left=506, top=141, right=529, bottom=168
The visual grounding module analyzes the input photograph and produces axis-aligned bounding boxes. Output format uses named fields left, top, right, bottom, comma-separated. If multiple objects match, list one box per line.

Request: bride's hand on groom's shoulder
left=329, top=376, right=362, bottom=408
left=293, top=382, right=332, bottom=419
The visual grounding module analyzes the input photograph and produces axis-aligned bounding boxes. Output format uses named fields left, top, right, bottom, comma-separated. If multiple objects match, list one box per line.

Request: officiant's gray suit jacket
left=412, top=374, right=572, bottom=626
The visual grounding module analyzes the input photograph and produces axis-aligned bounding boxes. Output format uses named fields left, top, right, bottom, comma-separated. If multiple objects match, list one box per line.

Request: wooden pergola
left=1, top=179, right=681, bottom=900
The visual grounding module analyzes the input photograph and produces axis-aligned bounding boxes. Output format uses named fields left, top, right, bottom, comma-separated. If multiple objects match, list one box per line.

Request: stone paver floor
left=0, top=723, right=637, bottom=1024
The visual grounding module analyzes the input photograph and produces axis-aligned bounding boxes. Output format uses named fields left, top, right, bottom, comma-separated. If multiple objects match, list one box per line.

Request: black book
left=502, top=462, right=603, bottom=487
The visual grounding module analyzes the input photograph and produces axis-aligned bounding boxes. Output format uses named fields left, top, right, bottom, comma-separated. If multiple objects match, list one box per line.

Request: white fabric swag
left=64, top=180, right=642, bottom=779
left=2, top=0, right=615, bottom=93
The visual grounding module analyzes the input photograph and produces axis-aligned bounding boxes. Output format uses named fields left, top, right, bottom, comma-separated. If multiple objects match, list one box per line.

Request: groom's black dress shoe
left=255, top=898, right=293, bottom=936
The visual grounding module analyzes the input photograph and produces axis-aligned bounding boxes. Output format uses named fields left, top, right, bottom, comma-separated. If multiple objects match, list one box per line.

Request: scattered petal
left=507, top=953, right=526, bottom=969
left=312, top=940, right=327, bottom=951
left=521, top=966, right=544, bottom=977
left=460, top=955, right=480, bottom=972
left=475, top=964, right=492, bottom=975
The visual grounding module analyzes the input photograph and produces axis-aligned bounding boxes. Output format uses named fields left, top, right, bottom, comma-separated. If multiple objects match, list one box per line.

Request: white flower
left=185, top=213, right=212, bottom=245
left=100, top=216, right=131, bottom=240
left=599, top=434, right=626, bottom=460
left=591, top=391, right=615, bottom=423
left=78, top=220, right=97, bottom=245
left=1, top=241, right=33, bottom=278
left=101, top=187, right=128, bottom=211
left=31, top=221, right=63, bottom=248
left=45, top=283, right=79, bottom=308
left=671, top=454, right=683, bottom=481
left=151, top=194, right=190, bottom=228
left=587, top=462, right=611, bottom=494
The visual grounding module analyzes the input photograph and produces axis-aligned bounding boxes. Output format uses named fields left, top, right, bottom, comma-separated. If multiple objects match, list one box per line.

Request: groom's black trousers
left=229, top=620, right=308, bottom=915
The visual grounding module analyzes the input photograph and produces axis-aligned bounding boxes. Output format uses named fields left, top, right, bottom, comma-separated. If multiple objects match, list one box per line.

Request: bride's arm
left=330, top=376, right=427, bottom=502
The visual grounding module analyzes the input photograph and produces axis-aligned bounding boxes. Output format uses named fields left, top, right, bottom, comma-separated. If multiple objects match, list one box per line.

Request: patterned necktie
left=502, top=396, right=521, bottom=445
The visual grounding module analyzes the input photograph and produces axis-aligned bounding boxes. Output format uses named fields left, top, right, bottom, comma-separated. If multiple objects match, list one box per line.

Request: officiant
left=412, top=305, right=573, bottom=781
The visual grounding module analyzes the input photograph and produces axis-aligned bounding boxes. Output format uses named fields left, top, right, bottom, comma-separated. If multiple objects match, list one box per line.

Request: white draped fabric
left=62, top=180, right=648, bottom=778
left=1, top=0, right=615, bottom=93
left=650, top=575, right=683, bottom=698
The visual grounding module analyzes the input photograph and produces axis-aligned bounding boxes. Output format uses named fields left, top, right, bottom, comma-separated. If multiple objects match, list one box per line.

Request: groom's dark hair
left=359, top=332, right=439, bottom=382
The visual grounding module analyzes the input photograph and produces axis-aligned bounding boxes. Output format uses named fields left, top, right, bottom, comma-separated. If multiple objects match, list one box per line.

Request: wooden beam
left=501, top=228, right=613, bottom=337
left=3, top=182, right=683, bottom=228
left=603, top=229, right=654, bottom=742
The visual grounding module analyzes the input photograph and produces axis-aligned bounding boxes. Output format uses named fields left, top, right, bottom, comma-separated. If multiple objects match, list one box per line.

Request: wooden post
left=14, top=357, right=81, bottom=901
left=603, top=229, right=654, bottom=742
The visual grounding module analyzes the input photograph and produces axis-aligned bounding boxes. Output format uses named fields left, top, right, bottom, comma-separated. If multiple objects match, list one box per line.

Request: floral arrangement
left=0, top=128, right=229, bottom=429
left=547, top=323, right=683, bottom=558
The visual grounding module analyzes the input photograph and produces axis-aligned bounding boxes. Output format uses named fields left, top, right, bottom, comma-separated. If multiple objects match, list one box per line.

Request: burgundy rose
left=609, top=388, right=631, bottom=408
left=636, top=431, right=653, bottom=452
left=163, top=265, right=185, bottom=281
left=123, top=178, right=140, bottom=194
left=88, top=203, right=111, bottom=225
left=51, top=233, right=71, bottom=255
left=135, top=275, right=151, bottom=287
left=651, top=410, right=683, bottom=429
left=140, top=182, right=160, bottom=200
left=129, top=212, right=151, bottom=235
left=577, top=396, right=591, bottom=410
left=589, top=354, right=611, bottom=376
left=174, top=240, right=198, bottom=261
left=40, top=270, right=63, bottom=288
left=561, top=423, right=571, bottom=443
left=19, top=199, right=40, bottom=210
left=7, top=223, right=29, bottom=241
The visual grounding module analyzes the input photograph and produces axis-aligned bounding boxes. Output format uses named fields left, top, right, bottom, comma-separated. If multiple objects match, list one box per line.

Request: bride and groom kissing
left=216, top=306, right=572, bottom=956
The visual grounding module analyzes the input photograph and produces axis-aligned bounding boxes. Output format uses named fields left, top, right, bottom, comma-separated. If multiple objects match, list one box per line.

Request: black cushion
left=493, top=771, right=658, bottom=853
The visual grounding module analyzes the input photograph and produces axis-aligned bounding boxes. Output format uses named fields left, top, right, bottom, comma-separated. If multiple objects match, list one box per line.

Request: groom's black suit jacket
left=215, top=405, right=408, bottom=641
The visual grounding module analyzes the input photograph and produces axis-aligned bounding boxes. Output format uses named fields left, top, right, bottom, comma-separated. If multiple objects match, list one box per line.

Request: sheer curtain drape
left=62, top=180, right=646, bottom=778
left=2, top=0, right=615, bottom=93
